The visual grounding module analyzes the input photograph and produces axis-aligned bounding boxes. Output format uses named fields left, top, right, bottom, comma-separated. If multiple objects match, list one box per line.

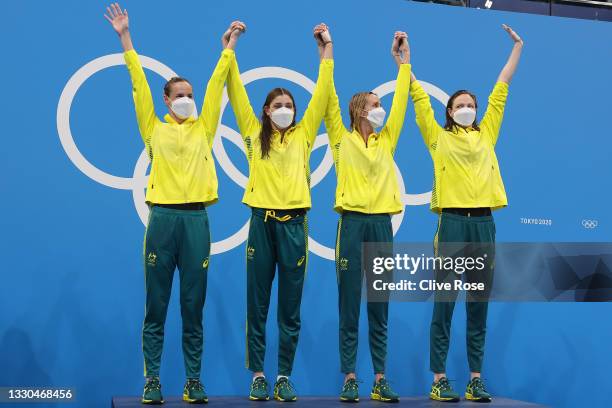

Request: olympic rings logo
left=57, top=53, right=448, bottom=260
left=582, top=219, right=598, bottom=229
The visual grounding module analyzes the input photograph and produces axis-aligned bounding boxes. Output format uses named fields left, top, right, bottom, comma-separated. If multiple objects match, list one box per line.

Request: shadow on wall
left=0, top=328, right=51, bottom=386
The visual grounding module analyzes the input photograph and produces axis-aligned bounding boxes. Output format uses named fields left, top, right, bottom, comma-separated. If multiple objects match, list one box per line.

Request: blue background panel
left=1, top=1, right=611, bottom=407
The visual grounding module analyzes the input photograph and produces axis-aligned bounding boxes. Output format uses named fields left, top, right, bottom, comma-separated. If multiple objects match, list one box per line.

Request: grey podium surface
left=112, top=396, right=548, bottom=407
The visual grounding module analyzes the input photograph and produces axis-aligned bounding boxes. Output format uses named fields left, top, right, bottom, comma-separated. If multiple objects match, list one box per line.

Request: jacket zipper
left=179, top=125, right=187, bottom=202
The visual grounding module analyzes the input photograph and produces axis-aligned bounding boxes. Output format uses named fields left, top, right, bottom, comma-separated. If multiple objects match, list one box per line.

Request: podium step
left=112, top=396, right=548, bottom=407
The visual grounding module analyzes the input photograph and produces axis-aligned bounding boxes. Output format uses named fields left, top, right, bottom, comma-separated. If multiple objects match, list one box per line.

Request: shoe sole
left=182, top=395, right=208, bottom=404
left=430, top=393, right=459, bottom=402
left=465, top=392, right=492, bottom=403
left=249, top=396, right=270, bottom=401
left=371, top=392, right=399, bottom=403
left=340, top=397, right=359, bottom=402
left=141, top=399, right=164, bottom=404
left=274, top=395, right=297, bottom=402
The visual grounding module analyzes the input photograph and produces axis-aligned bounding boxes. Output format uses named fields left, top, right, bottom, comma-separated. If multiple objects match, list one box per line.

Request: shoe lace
left=376, top=378, right=393, bottom=391
left=145, top=378, right=161, bottom=392
left=471, top=377, right=486, bottom=392
left=343, top=378, right=361, bottom=392
left=253, top=377, right=268, bottom=392
left=277, top=377, right=296, bottom=393
left=186, top=379, right=203, bottom=391
left=436, top=377, right=454, bottom=391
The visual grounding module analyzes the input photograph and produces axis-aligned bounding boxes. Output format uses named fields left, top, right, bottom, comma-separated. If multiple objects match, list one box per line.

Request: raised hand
left=104, top=3, right=129, bottom=35
left=223, top=21, right=246, bottom=50
left=391, top=31, right=409, bottom=66
left=313, top=23, right=332, bottom=61
left=497, top=24, right=524, bottom=83
left=502, top=24, right=523, bottom=45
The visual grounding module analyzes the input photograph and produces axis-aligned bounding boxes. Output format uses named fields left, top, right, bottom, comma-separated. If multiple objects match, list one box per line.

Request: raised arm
left=104, top=3, right=133, bottom=51
left=497, top=24, right=524, bottom=84
left=380, top=31, right=411, bottom=152
left=225, top=22, right=261, bottom=159
left=299, top=24, right=334, bottom=150
left=409, top=73, right=443, bottom=152
left=105, top=3, right=158, bottom=145
left=197, top=22, right=243, bottom=147
left=481, top=24, right=523, bottom=145
left=323, top=72, right=347, bottom=150
left=315, top=24, right=347, bottom=151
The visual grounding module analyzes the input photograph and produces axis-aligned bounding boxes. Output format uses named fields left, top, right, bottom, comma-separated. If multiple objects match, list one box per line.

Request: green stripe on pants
left=430, top=212, right=495, bottom=374
left=142, top=206, right=210, bottom=379
left=336, top=211, right=393, bottom=374
left=246, top=207, right=307, bottom=376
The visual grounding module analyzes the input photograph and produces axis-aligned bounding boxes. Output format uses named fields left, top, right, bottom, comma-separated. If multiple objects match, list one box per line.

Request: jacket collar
left=164, top=113, right=197, bottom=124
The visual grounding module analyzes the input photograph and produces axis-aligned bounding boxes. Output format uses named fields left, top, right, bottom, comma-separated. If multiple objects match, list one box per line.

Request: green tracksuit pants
left=142, top=205, right=210, bottom=379
left=430, top=211, right=495, bottom=374
left=335, top=211, right=393, bottom=374
left=245, top=207, right=308, bottom=376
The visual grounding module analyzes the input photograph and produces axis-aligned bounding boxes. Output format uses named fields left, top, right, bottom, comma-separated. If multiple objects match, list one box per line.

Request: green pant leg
left=275, top=213, right=308, bottom=376
left=245, top=210, right=276, bottom=373
left=363, top=215, right=393, bottom=374
left=142, top=207, right=179, bottom=378
left=176, top=209, right=211, bottom=379
left=336, top=213, right=366, bottom=374
left=465, top=217, right=495, bottom=373
left=430, top=213, right=465, bottom=374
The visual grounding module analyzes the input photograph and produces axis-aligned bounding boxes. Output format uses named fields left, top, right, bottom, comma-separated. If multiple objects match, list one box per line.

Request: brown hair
left=348, top=91, right=376, bottom=130
left=163, top=77, right=192, bottom=97
left=259, top=88, right=297, bottom=159
left=444, top=90, right=480, bottom=131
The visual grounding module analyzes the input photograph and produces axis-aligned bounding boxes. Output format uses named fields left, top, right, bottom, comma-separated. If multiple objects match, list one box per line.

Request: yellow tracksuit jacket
left=124, top=48, right=235, bottom=205
left=324, top=63, right=412, bottom=214
left=226, top=55, right=334, bottom=210
left=410, top=79, right=509, bottom=213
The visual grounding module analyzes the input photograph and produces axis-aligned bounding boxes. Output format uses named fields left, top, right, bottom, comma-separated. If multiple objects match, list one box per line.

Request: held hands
left=104, top=3, right=129, bottom=35
left=391, top=31, right=410, bottom=65
left=313, top=23, right=332, bottom=47
left=502, top=24, right=523, bottom=46
left=313, top=23, right=333, bottom=60
left=222, top=21, right=246, bottom=50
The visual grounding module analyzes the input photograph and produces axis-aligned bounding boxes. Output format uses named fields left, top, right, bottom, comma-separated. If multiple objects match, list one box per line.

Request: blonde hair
left=348, top=92, right=375, bottom=130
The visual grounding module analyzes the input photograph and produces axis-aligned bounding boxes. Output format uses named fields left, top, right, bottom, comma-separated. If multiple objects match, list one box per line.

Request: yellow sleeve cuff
left=123, top=49, right=138, bottom=63
left=494, top=81, right=509, bottom=91
left=221, top=48, right=235, bottom=57
left=321, top=58, right=334, bottom=67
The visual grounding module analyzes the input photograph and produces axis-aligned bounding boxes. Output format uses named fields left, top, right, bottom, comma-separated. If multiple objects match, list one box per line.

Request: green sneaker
left=465, top=377, right=492, bottom=402
left=371, top=377, right=399, bottom=402
left=183, top=378, right=208, bottom=404
left=339, top=378, right=359, bottom=402
left=142, top=377, right=163, bottom=405
left=273, top=376, right=297, bottom=402
left=249, top=376, right=270, bottom=401
left=430, top=377, right=460, bottom=402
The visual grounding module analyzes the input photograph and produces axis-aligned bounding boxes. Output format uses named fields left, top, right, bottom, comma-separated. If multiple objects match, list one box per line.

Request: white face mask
left=452, top=107, right=476, bottom=127
left=270, top=107, right=294, bottom=129
left=366, top=107, right=386, bottom=129
left=170, top=96, right=195, bottom=119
